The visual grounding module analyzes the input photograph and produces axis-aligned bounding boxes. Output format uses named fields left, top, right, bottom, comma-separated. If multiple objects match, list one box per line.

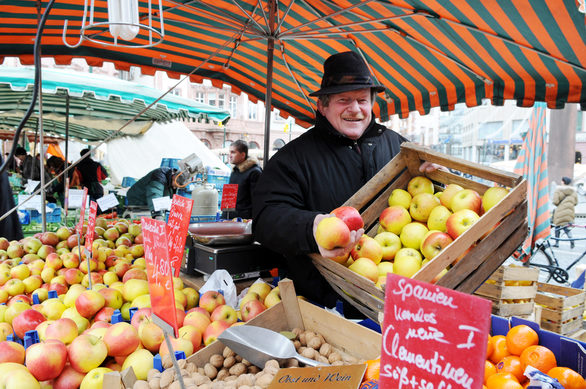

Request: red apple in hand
left=331, top=206, right=364, bottom=231
left=315, top=217, right=351, bottom=250
left=446, top=209, right=480, bottom=239
left=420, top=231, right=453, bottom=260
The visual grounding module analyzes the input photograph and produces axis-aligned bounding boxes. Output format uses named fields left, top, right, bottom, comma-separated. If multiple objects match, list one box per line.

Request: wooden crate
left=535, top=282, right=586, bottom=336
left=311, top=142, right=528, bottom=321
left=474, top=265, right=539, bottom=317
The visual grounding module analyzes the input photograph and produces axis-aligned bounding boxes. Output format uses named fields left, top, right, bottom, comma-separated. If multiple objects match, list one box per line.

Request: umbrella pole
left=64, top=95, right=70, bottom=220
left=262, top=0, right=276, bottom=168
left=39, top=72, right=46, bottom=233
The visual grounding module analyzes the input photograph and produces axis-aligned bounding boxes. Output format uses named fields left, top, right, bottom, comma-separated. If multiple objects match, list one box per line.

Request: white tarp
left=105, top=121, right=230, bottom=185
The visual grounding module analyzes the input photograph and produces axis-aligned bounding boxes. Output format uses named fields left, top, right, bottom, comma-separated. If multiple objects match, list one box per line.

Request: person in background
left=15, top=146, right=35, bottom=179
left=0, top=154, right=23, bottom=241
left=222, top=140, right=262, bottom=219
left=252, top=51, right=440, bottom=313
left=75, top=148, right=108, bottom=202
left=126, top=167, right=189, bottom=220
left=552, top=176, right=578, bottom=248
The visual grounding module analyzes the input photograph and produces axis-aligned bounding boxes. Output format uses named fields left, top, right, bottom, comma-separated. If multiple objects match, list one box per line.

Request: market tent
left=0, top=0, right=584, bottom=162
left=0, top=67, right=230, bottom=142
left=105, top=120, right=230, bottom=185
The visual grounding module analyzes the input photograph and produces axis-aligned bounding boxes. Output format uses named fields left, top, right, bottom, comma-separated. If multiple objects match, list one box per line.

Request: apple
left=248, top=281, right=272, bottom=302
left=131, top=294, right=151, bottom=309
left=81, top=272, right=104, bottom=288
left=114, top=222, right=129, bottom=234
left=0, top=290, right=7, bottom=304
left=0, top=362, right=42, bottom=388
left=264, top=290, right=281, bottom=308
left=350, top=235, right=383, bottom=264
left=450, top=189, right=482, bottom=214
left=446, top=209, right=480, bottom=239
left=348, top=257, right=379, bottom=282
left=44, top=318, right=78, bottom=345
left=97, top=287, right=123, bottom=309
left=210, top=304, right=238, bottom=325
left=331, top=205, right=364, bottom=231
left=315, top=217, right=351, bottom=250
left=0, top=238, right=8, bottom=251
left=53, top=365, right=85, bottom=389
left=102, top=271, right=118, bottom=285
left=440, top=184, right=464, bottom=210
left=79, top=367, right=112, bottom=389
left=63, top=268, right=84, bottom=285
left=387, top=188, right=412, bottom=209
left=378, top=261, right=394, bottom=276
left=393, top=248, right=423, bottom=278
left=137, top=320, right=164, bottom=352
left=10, top=263, right=30, bottom=280
left=4, top=278, right=25, bottom=296
left=420, top=231, right=453, bottom=260
left=407, top=176, right=434, bottom=196
left=12, top=309, right=46, bottom=338
left=427, top=205, right=452, bottom=232
left=202, top=320, right=231, bottom=346
left=330, top=251, right=350, bottom=264
left=240, top=300, right=266, bottom=322
left=21, top=253, right=40, bottom=264
left=40, top=299, right=67, bottom=321
left=23, top=275, right=43, bottom=293
left=482, top=186, right=509, bottom=212
left=409, top=193, right=440, bottom=222
left=122, top=279, right=149, bottom=302
left=178, top=325, right=203, bottom=352
left=44, top=252, right=62, bottom=270
left=0, top=322, right=12, bottom=341
left=37, top=244, right=56, bottom=260
left=39, top=232, right=58, bottom=247
left=66, top=234, right=80, bottom=250
left=78, top=258, right=98, bottom=274
left=129, top=244, right=144, bottom=259
left=25, top=339, right=67, bottom=381
left=75, top=290, right=106, bottom=318
left=0, top=340, right=25, bottom=364
left=379, top=206, right=412, bottom=235
left=94, top=306, right=115, bottom=322
left=24, top=237, right=43, bottom=254
left=55, top=226, right=72, bottom=242
left=239, top=292, right=261, bottom=309
left=63, top=284, right=86, bottom=307
left=399, top=222, right=429, bottom=250
left=373, top=231, right=402, bottom=260
left=199, top=290, right=226, bottom=314
left=132, top=257, right=146, bottom=269
left=182, top=287, right=199, bottom=310
left=68, top=334, right=108, bottom=373
left=6, top=243, right=24, bottom=259
left=103, top=228, right=120, bottom=242
left=103, top=322, right=140, bottom=357
left=121, top=348, right=153, bottom=381
left=0, top=268, right=10, bottom=286
left=115, top=236, right=133, bottom=247
left=61, top=253, right=80, bottom=269
left=129, top=307, right=152, bottom=330
left=183, top=310, right=211, bottom=334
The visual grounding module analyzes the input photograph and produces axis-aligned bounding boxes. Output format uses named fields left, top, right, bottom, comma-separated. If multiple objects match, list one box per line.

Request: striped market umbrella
left=0, top=1, right=585, bottom=159
left=513, top=102, right=550, bottom=259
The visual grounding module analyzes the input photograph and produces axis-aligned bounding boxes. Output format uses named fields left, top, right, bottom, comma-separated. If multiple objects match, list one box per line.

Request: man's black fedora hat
left=309, top=51, right=385, bottom=97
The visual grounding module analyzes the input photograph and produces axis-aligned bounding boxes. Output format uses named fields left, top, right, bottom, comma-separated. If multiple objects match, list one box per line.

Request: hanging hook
left=62, top=19, right=84, bottom=48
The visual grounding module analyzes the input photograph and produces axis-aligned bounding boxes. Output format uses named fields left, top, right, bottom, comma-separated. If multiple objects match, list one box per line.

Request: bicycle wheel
left=529, top=246, right=569, bottom=284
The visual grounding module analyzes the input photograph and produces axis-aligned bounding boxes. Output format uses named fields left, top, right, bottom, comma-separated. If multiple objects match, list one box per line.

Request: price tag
left=24, top=180, right=39, bottom=194
left=141, top=217, right=179, bottom=337
left=76, top=188, right=88, bottom=235
left=166, top=195, right=194, bottom=277
left=152, top=196, right=172, bottom=212
left=268, top=365, right=366, bottom=389
left=220, top=184, right=238, bottom=211
left=68, top=189, right=90, bottom=209
left=18, top=194, right=42, bottom=211
left=84, top=201, right=98, bottom=251
left=96, top=193, right=118, bottom=211
left=379, top=274, right=491, bottom=389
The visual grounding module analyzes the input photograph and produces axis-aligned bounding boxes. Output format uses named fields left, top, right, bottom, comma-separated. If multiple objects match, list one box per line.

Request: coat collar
left=234, top=157, right=259, bottom=173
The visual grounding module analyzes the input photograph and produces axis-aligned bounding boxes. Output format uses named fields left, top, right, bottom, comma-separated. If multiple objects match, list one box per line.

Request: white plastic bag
left=199, top=269, right=238, bottom=308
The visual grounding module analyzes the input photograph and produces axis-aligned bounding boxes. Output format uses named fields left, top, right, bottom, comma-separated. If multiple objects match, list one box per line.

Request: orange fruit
left=490, top=335, right=511, bottom=364
left=496, top=356, right=525, bottom=383
left=486, top=373, right=522, bottom=389
left=486, top=334, right=494, bottom=359
left=547, top=367, right=586, bottom=389
left=505, top=325, right=539, bottom=356
left=363, top=359, right=380, bottom=382
left=520, top=345, right=557, bottom=373
left=485, top=360, right=497, bottom=384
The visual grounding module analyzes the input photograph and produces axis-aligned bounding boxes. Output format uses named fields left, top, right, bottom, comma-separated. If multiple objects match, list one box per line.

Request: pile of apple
left=316, top=176, right=509, bottom=288
left=0, top=218, right=281, bottom=388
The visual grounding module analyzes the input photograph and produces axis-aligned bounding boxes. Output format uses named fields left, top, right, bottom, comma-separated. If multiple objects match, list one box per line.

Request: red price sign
left=141, top=217, right=179, bottom=337
left=380, top=274, right=491, bottom=389
left=220, top=184, right=238, bottom=211
left=76, top=187, right=88, bottom=235
left=84, top=201, right=98, bottom=251
left=167, top=194, right=194, bottom=277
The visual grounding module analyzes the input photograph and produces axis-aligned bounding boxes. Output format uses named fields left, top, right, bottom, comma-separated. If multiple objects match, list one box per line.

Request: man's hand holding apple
left=313, top=214, right=364, bottom=260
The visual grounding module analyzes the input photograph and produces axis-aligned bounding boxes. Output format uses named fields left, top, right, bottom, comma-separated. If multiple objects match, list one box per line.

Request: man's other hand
left=419, top=161, right=448, bottom=173
left=313, top=214, right=364, bottom=259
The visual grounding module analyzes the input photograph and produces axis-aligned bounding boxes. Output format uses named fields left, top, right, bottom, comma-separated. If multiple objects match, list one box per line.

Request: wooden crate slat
left=494, top=302, right=535, bottom=316
left=427, top=169, right=491, bottom=195
left=536, top=283, right=586, bottom=308
left=475, top=283, right=501, bottom=298
left=541, top=317, right=583, bottom=336
left=540, top=304, right=585, bottom=322
left=502, top=267, right=540, bottom=281
left=500, top=285, right=538, bottom=300
left=400, top=145, right=425, bottom=177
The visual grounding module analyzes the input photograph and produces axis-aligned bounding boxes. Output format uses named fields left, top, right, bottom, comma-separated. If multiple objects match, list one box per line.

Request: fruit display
left=316, top=176, right=510, bottom=289
left=0, top=218, right=281, bottom=387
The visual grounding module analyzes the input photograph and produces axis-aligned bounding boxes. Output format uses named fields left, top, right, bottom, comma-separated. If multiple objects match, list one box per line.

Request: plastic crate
left=207, top=173, right=230, bottom=192
left=121, top=177, right=137, bottom=188
left=160, top=158, right=181, bottom=170
left=29, top=204, right=62, bottom=224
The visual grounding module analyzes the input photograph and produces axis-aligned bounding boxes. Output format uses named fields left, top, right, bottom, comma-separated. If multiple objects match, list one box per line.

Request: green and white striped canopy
left=0, top=0, right=584, bottom=130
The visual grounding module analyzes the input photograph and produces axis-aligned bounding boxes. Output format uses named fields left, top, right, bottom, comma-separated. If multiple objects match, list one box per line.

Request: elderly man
left=252, top=51, right=437, bottom=312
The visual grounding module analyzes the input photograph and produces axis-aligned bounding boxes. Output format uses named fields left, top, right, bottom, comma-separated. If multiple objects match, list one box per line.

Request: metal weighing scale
left=183, top=221, right=276, bottom=280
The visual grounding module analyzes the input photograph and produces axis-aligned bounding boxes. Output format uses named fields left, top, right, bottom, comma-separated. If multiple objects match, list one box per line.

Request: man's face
left=317, top=88, right=373, bottom=140
left=229, top=146, right=246, bottom=165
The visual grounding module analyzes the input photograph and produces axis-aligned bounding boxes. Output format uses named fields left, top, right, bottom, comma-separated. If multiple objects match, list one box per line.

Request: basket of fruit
left=311, top=142, right=528, bottom=321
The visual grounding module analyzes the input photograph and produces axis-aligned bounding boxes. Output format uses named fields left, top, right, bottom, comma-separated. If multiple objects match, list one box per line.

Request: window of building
left=248, top=101, right=257, bottom=120
left=249, top=141, right=260, bottom=149
left=478, top=121, right=502, bottom=140
left=201, top=138, right=212, bottom=148
left=195, top=92, right=205, bottom=104
left=208, top=92, right=217, bottom=106
left=218, top=93, right=225, bottom=110
left=223, top=140, right=233, bottom=148
left=229, top=96, right=238, bottom=117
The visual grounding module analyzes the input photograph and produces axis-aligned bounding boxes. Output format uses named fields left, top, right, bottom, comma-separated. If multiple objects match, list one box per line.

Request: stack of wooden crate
left=535, top=282, right=586, bottom=336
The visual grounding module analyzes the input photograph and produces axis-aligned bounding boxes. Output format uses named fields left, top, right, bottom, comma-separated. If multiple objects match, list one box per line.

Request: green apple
left=393, top=248, right=422, bottom=278
left=399, top=222, right=429, bottom=250
left=482, top=187, right=509, bottom=213
left=387, top=188, right=412, bottom=209
left=373, top=231, right=402, bottom=260
left=427, top=205, right=452, bottom=232
left=407, top=176, right=434, bottom=196
left=409, top=193, right=440, bottom=223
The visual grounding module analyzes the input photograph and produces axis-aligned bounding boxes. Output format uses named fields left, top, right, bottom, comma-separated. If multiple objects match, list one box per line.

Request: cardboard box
left=312, top=142, right=527, bottom=321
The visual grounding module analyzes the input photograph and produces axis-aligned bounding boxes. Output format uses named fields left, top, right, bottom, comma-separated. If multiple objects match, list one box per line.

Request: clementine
left=496, top=356, right=525, bottom=383
left=486, top=334, right=494, bottom=359
left=490, top=335, right=511, bottom=364
left=520, top=345, right=557, bottom=373
left=505, top=325, right=538, bottom=356
left=486, top=373, right=522, bottom=389
left=363, top=358, right=380, bottom=382
left=485, top=360, right=497, bottom=384
left=546, top=367, right=586, bottom=389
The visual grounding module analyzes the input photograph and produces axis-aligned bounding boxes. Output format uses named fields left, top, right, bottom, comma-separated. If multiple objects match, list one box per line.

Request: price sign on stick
left=379, top=274, right=491, bottom=389
left=96, top=193, right=118, bottom=211
left=76, top=188, right=88, bottom=235
left=220, top=184, right=238, bottom=211
left=167, top=195, right=194, bottom=277
left=141, top=217, right=179, bottom=337
left=84, top=201, right=98, bottom=252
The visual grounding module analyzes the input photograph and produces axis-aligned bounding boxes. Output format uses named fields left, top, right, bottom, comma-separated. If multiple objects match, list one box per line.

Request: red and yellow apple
left=446, top=209, right=480, bottom=239
left=409, top=193, right=440, bottom=222
left=315, top=217, right=351, bottom=250
left=348, top=257, right=379, bottom=282
left=482, top=186, right=509, bottom=212
left=331, top=206, right=364, bottom=231
left=427, top=205, right=452, bottom=232
left=199, top=290, right=226, bottom=314
left=420, top=231, right=453, bottom=260
left=25, top=339, right=68, bottom=381
left=350, top=235, right=383, bottom=264
left=240, top=300, right=266, bottom=322
left=379, top=206, right=411, bottom=235
left=450, top=189, right=482, bottom=214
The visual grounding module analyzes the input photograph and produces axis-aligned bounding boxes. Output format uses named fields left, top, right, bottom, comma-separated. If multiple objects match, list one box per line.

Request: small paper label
left=68, top=189, right=90, bottom=209
left=152, top=196, right=172, bottom=212
left=268, top=365, right=366, bottom=389
left=97, top=193, right=118, bottom=211
left=24, top=180, right=39, bottom=194
left=18, top=194, right=42, bottom=211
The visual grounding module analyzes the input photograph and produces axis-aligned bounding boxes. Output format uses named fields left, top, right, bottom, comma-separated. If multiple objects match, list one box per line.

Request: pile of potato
left=133, top=328, right=363, bottom=389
